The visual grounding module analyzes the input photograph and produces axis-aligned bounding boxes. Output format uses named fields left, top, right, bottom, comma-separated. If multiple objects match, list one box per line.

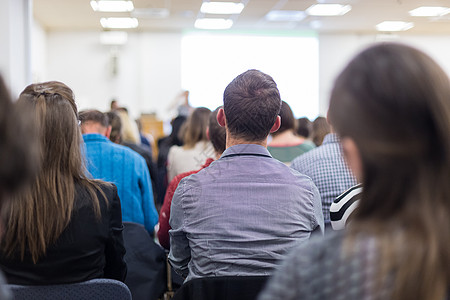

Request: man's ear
left=217, top=108, right=226, bottom=127
left=341, top=137, right=363, bottom=182
left=105, top=125, right=112, bottom=139
left=269, top=115, right=281, bottom=133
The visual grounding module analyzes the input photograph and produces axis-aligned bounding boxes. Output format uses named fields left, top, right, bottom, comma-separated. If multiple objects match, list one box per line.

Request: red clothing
left=157, top=158, right=214, bottom=249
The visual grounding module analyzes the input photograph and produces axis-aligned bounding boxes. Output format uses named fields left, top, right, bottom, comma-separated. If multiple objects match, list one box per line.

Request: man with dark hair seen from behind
left=80, top=110, right=158, bottom=234
left=169, top=70, right=324, bottom=281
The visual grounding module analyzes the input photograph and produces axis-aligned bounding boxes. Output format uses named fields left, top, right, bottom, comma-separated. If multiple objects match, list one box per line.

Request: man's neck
left=226, top=134, right=268, bottom=148
left=81, top=123, right=108, bottom=137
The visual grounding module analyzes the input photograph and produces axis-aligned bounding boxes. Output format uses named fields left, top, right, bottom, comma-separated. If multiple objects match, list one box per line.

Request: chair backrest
left=122, top=221, right=167, bottom=300
left=7, top=278, right=132, bottom=300
left=172, top=276, right=270, bottom=300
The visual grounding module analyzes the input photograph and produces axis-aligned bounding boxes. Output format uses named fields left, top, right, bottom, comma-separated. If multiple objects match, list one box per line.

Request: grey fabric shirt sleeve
left=310, top=182, right=325, bottom=235
left=168, top=179, right=190, bottom=278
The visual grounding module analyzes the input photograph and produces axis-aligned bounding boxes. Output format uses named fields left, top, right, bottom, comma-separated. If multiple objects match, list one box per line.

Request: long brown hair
left=182, top=107, right=211, bottom=148
left=328, top=43, right=450, bottom=300
left=2, top=81, right=108, bottom=263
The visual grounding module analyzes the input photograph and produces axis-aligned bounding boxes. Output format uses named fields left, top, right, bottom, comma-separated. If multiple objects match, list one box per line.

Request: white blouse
left=167, top=141, right=214, bottom=182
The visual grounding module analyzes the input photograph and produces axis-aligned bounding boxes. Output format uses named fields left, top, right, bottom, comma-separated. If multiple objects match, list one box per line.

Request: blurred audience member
left=116, top=108, right=140, bottom=145
left=106, top=111, right=158, bottom=202
left=311, top=116, right=330, bottom=146
left=110, top=99, right=119, bottom=111
left=0, top=75, right=39, bottom=208
left=296, top=117, right=312, bottom=139
left=169, top=70, right=323, bottom=282
left=291, top=120, right=357, bottom=232
left=156, top=115, right=187, bottom=207
left=268, top=101, right=315, bottom=165
left=80, top=110, right=158, bottom=234
left=167, top=107, right=213, bottom=181
left=260, top=43, right=450, bottom=300
left=0, top=82, right=127, bottom=285
left=0, top=75, right=39, bottom=299
left=157, top=107, right=226, bottom=249
left=135, top=117, right=155, bottom=154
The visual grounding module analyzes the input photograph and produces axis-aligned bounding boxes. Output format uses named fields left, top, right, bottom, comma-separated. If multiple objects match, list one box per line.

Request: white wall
left=31, top=20, right=47, bottom=83
left=40, top=31, right=182, bottom=120
left=35, top=27, right=450, bottom=121
left=318, top=33, right=450, bottom=116
left=0, top=0, right=32, bottom=97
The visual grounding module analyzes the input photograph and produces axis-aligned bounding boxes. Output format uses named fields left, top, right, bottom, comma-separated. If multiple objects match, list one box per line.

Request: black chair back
left=172, top=276, right=269, bottom=300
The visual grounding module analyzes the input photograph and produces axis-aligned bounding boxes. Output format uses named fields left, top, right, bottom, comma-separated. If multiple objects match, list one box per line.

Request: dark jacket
left=0, top=182, right=127, bottom=285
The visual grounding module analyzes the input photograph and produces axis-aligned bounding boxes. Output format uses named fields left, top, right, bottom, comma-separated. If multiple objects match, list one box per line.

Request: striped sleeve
left=330, top=184, right=363, bottom=230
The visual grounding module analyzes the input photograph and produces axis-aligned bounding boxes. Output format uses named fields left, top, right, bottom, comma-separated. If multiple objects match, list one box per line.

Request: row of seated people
left=155, top=100, right=332, bottom=208
left=0, top=41, right=449, bottom=300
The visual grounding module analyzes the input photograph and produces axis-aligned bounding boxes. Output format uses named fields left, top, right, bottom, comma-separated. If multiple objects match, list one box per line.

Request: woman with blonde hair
left=167, top=107, right=213, bottom=181
left=0, top=81, right=127, bottom=285
left=259, top=43, right=449, bottom=299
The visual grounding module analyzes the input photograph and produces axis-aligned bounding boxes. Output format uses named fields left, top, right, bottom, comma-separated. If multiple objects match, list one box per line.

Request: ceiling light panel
left=200, top=2, right=245, bottom=14
left=408, top=6, right=450, bottom=17
left=376, top=21, right=414, bottom=32
left=194, top=18, right=234, bottom=29
left=265, top=10, right=306, bottom=22
left=100, top=17, right=139, bottom=29
left=90, top=1, right=134, bottom=12
left=306, top=4, right=351, bottom=16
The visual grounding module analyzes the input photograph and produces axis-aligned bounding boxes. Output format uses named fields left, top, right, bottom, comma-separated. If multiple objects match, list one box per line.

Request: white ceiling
left=33, top=0, right=450, bottom=34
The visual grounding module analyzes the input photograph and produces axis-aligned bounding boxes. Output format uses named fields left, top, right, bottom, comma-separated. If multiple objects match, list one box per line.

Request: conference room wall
left=32, top=26, right=450, bottom=121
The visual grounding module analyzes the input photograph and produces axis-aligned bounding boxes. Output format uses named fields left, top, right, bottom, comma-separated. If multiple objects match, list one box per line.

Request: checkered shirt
left=291, top=133, right=357, bottom=223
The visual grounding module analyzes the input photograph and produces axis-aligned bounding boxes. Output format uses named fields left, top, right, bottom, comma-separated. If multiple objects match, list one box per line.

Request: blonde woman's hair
left=116, top=109, right=140, bottom=144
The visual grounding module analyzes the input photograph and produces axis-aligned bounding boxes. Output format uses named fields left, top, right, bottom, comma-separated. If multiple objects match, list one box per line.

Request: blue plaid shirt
left=291, top=133, right=357, bottom=223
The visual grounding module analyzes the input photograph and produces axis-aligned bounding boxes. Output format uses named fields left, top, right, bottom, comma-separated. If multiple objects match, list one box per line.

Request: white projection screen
left=181, top=31, right=319, bottom=119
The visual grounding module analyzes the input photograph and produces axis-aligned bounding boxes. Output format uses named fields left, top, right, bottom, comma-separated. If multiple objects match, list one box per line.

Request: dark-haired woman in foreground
left=0, top=81, right=127, bottom=285
left=259, top=43, right=449, bottom=299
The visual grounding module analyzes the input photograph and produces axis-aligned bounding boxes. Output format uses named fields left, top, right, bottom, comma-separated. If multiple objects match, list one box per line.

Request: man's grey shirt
left=168, top=144, right=324, bottom=282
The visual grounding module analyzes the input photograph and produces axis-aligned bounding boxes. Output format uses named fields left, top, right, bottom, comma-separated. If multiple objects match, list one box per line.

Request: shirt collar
left=220, top=144, right=272, bottom=159
left=82, top=133, right=110, bottom=143
left=322, top=133, right=340, bottom=145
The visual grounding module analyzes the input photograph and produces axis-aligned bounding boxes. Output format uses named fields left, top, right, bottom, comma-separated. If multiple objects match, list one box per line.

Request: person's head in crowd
left=110, top=99, right=119, bottom=111
left=4, top=81, right=106, bottom=263
left=208, top=107, right=227, bottom=157
left=168, top=115, right=187, bottom=146
left=116, top=109, right=140, bottom=145
left=271, top=101, right=296, bottom=137
left=311, top=116, right=330, bottom=146
left=218, top=69, right=281, bottom=145
left=328, top=43, right=450, bottom=299
left=0, top=76, right=39, bottom=215
left=79, top=110, right=111, bottom=138
left=182, top=107, right=211, bottom=149
left=296, top=117, right=312, bottom=138
left=106, top=111, right=122, bottom=144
